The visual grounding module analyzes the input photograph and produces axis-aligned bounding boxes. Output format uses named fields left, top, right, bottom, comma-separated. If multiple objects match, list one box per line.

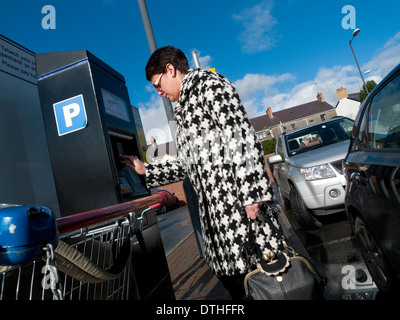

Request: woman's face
left=151, top=64, right=183, bottom=102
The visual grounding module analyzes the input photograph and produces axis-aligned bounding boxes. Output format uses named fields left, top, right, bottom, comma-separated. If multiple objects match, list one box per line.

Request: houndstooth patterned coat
left=145, top=69, right=284, bottom=276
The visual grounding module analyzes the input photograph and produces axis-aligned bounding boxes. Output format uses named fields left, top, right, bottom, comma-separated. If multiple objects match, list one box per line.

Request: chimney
left=316, top=92, right=324, bottom=102
left=266, top=107, right=274, bottom=118
left=336, top=87, right=348, bottom=100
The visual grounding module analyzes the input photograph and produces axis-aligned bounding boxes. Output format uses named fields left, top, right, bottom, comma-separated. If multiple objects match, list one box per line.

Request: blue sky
left=2, top=0, right=400, bottom=144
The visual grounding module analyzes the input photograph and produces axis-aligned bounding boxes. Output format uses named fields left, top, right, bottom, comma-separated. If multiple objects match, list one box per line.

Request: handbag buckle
left=258, top=251, right=290, bottom=276
left=262, top=251, right=276, bottom=261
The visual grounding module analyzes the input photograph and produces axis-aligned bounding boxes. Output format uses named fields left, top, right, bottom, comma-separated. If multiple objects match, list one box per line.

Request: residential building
left=250, top=93, right=337, bottom=141
left=334, top=87, right=361, bottom=119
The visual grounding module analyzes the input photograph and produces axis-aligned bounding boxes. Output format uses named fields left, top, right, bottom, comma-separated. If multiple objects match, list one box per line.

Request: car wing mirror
left=267, top=154, right=283, bottom=165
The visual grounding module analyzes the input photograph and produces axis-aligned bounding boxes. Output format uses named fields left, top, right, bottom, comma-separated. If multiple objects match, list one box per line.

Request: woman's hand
left=245, top=202, right=262, bottom=220
left=120, top=155, right=146, bottom=175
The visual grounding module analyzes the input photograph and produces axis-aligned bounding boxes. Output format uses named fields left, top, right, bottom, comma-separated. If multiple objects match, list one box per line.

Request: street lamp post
left=137, top=0, right=205, bottom=258
left=137, top=0, right=176, bottom=143
left=349, top=28, right=369, bottom=95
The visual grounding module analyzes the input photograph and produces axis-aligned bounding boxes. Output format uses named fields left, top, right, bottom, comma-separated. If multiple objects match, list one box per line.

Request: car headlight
left=300, top=164, right=335, bottom=181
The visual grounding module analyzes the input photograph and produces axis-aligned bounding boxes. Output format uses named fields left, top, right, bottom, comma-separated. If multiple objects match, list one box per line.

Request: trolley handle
left=56, top=191, right=168, bottom=235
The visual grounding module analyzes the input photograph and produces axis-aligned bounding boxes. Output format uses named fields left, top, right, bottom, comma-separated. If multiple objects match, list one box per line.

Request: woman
left=146, top=136, right=158, bottom=162
left=122, top=46, right=284, bottom=299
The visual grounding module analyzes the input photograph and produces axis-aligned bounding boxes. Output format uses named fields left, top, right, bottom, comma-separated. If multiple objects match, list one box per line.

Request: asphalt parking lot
left=158, top=184, right=384, bottom=300
left=283, top=206, right=380, bottom=300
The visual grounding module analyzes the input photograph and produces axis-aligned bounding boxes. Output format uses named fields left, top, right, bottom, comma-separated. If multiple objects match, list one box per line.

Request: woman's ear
left=166, top=63, right=176, bottom=77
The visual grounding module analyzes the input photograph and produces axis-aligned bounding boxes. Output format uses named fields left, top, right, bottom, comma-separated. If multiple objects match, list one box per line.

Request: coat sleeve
left=145, top=159, right=187, bottom=188
left=201, top=72, right=273, bottom=206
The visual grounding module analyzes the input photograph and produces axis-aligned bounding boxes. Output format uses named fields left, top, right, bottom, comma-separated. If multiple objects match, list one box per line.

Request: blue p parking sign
left=53, top=95, right=87, bottom=136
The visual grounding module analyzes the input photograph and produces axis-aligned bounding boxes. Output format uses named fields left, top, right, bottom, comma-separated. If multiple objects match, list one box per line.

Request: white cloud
left=382, top=31, right=400, bottom=50
left=233, top=73, right=294, bottom=117
left=233, top=0, right=278, bottom=53
left=234, top=73, right=294, bottom=99
left=137, top=31, right=400, bottom=143
left=234, top=31, right=400, bottom=117
left=235, top=64, right=362, bottom=116
left=364, top=31, right=400, bottom=80
left=137, top=93, right=173, bottom=145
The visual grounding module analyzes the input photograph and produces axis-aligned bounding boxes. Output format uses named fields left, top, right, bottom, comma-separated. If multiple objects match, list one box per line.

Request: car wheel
left=354, top=217, right=396, bottom=294
left=289, top=187, right=322, bottom=230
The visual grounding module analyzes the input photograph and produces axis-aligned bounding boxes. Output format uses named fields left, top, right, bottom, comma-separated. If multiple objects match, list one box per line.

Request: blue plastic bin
left=0, top=205, right=58, bottom=266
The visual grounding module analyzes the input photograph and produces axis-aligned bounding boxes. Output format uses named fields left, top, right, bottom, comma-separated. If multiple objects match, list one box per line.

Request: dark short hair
left=145, top=46, right=189, bottom=81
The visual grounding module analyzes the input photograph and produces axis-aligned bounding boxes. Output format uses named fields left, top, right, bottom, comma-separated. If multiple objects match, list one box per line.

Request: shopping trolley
left=0, top=191, right=169, bottom=300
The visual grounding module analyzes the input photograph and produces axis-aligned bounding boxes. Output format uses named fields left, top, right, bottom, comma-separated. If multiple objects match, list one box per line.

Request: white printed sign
left=0, top=36, right=37, bottom=84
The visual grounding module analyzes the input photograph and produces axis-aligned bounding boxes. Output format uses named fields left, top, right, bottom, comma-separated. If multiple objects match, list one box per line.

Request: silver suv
left=268, top=116, right=354, bottom=229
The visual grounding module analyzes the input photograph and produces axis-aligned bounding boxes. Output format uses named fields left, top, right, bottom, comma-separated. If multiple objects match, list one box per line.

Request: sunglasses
left=153, top=73, right=164, bottom=91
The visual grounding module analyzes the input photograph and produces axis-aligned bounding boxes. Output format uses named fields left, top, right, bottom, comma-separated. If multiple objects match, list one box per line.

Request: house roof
left=250, top=100, right=335, bottom=132
left=347, top=92, right=360, bottom=102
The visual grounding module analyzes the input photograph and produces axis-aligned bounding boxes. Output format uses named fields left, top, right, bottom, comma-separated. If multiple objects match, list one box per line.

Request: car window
left=357, top=104, right=369, bottom=148
left=366, top=73, right=400, bottom=149
left=285, top=118, right=353, bottom=156
left=339, top=120, right=353, bottom=136
left=277, top=136, right=284, bottom=157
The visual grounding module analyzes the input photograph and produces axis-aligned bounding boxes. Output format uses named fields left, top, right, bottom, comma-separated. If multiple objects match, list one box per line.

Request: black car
left=344, top=63, right=400, bottom=295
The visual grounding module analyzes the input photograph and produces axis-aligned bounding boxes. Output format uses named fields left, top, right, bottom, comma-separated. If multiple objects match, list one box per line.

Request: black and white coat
left=145, top=69, right=284, bottom=276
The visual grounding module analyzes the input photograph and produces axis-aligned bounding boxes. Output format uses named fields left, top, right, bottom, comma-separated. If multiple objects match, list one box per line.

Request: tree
left=359, top=80, right=377, bottom=102
left=261, top=139, right=276, bottom=155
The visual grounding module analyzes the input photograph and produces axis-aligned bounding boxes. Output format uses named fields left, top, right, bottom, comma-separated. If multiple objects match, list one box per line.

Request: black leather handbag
left=242, top=206, right=325, bottom=300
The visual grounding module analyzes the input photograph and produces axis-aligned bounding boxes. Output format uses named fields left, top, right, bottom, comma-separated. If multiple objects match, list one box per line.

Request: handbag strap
left=247, top=204, right=279, bottom=252
left=257, top=203, right=286, bottom=241
left=247, top=218, right=290, bottom=274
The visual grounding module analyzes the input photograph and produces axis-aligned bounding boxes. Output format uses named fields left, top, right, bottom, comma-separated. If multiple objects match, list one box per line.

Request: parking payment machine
left=36, top=50, right=148, bottom=217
